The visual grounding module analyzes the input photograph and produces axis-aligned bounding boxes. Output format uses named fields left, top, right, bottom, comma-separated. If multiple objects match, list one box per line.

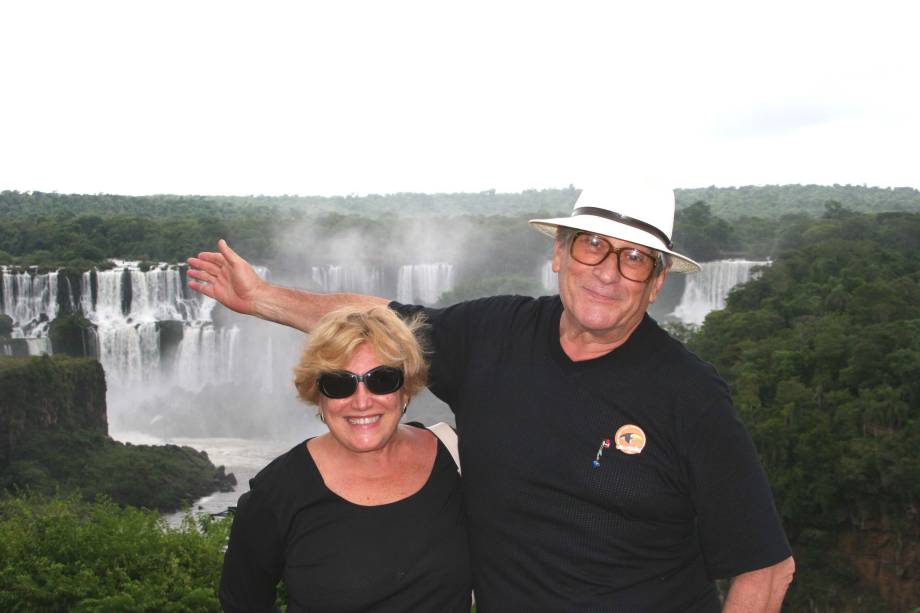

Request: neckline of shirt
left=301, top=427, right=446, bottom=509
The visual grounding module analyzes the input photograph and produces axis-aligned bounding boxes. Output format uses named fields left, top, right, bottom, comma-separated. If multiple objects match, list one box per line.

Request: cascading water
left=1, top=267, right=60, bottom=334
left=310, top=264, right=384, bottom=295
left=396, top=263, right=454, bottom=305
left=671, top=260, right=770, bottom=325
left=173, top=323, right=240, bottom=391
left=79, top=262, right=238, bottom=389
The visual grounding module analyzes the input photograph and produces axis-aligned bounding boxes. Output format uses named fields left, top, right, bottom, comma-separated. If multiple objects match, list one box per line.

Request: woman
left=219, top=306, right=471, bottom=612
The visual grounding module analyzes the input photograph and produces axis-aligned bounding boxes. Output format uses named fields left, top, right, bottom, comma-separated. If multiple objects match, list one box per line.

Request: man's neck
left=558, top=311, right=643, bottom=362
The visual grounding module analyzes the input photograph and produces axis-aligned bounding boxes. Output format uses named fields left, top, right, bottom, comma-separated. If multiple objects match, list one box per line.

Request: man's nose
left=593, top=253, right=621, bottom=283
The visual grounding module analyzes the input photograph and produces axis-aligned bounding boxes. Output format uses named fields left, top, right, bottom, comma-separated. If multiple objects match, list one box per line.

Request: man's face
left=553, top=233, right=667, bottom=342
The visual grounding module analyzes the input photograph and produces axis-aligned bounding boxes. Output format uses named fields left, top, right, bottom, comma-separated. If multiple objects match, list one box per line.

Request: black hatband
left=571, top=207, right=673, bottom=249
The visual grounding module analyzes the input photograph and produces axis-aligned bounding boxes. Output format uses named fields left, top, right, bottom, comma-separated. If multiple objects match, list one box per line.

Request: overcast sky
left=1, top=1, right=917, bottom=197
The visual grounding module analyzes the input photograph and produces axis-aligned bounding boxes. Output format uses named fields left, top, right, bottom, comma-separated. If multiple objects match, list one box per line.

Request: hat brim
left=529, top=215, right=701, bottom=274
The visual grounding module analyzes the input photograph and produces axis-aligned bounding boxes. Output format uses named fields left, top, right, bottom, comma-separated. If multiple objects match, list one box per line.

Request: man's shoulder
left=639, top=317, right=726, bottom=387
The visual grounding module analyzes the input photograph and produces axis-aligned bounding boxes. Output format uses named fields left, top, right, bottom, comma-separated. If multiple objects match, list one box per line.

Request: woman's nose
left=352, top=382, right=374, bottom=408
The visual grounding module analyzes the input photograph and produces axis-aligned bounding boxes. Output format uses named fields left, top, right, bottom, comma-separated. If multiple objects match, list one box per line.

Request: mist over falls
left=306, top=262, right=456, bottom=306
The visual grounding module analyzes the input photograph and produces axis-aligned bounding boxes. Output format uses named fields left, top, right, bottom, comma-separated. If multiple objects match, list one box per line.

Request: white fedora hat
left=529, top=184, right=701, bottom=273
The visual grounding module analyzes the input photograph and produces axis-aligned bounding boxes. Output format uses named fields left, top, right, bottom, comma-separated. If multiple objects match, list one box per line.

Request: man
left=188, top=183, right=794, bottom=612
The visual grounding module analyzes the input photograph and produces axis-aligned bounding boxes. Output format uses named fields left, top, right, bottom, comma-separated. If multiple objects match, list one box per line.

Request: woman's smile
left=346, top=414, right=382, bottom=426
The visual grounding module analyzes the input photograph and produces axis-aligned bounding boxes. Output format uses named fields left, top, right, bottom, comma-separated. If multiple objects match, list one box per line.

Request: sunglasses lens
left=317, top=367, right=404, bottom=399
left=318, top=372, right=357, bottom=399
left=364, top=366, right=404, bottom=395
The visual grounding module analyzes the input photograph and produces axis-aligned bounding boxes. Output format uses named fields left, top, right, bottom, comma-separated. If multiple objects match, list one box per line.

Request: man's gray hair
left=555, top=226, right=578, bottom=247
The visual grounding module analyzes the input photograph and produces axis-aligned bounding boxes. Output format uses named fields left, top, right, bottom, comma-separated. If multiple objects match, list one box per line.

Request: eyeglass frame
left=567, top=231, right=663, bottom=283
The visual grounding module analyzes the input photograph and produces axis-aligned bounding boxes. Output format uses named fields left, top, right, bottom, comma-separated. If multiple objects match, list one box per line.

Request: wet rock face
left=49, top=315, right=97, bottom=358
left=0, top=314, right=12, bottom=338
left=837, top=521, right=920, bottom=612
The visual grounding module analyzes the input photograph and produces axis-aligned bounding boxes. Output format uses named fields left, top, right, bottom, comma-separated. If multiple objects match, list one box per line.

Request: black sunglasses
left=317, top=365, right=405, bottom=399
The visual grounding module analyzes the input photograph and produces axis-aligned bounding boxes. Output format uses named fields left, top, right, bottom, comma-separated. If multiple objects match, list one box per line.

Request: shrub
left=0, top=493, right=231, bottom=612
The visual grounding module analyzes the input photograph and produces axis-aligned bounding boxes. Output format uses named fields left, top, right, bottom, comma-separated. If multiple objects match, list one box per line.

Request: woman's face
left=318, top=343, right=407, bottom=454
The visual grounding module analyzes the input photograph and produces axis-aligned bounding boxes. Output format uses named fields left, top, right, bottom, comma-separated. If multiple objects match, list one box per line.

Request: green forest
left=1, top=186, right=919, bottom=610
left=688, top=209, right=920, bottom=610
left=2, top=185, right=920, bottom=270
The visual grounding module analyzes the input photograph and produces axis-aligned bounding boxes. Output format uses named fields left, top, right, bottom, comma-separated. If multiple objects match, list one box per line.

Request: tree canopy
left=3, top=185, right=919, bottom=272
left=676, top=184, right=920, bottom=219
left=688, top=209, right=920, bottom=610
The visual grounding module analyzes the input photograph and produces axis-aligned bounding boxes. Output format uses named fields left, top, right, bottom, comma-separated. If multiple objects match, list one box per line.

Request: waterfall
left=94, top=321, right=160, bottom=385
left=0, top=268, right=60, bottom=335
left=127, top=266, right=202, bottom=321
left=310, top=264, right=384, bottom=295
left=0, top=261, right=281, bottom=392
left=172, top=322, right=239, bottom=391
left=396, top=263, right=455, bottom=305
left=2, top=260, right=312, bottom=439
left=78, top=262, right=240, bottom=389
left=671, top=260, right=769, bottom=325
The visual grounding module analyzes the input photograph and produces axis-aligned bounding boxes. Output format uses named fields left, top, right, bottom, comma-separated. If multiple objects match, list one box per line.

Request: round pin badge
left=614, top=424, right=647, bottom=455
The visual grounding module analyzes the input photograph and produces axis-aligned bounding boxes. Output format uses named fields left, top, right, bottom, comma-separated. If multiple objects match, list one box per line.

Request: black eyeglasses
left=317, top=365, right=405, bottom=399
left=569, top=232, right=659, bottom=283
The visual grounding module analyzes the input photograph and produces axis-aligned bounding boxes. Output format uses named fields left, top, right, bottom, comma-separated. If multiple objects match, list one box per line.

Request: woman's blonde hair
left=293, top=305, right=428, bottom=406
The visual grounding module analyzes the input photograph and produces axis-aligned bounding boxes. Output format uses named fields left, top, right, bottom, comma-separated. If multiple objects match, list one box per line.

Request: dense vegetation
left=0, top=187, right=578, bottom=220
left=1, top=430, right=235, bottom=513
left=6, top=184, right=916, bottom=222
left=0, top=493, right=231, bottom=612
left=0, top=209, right=279, bottom=269
left=0, top=355, right=107, bottom=465
left=3, top=185, right=919, bottom=271
left=689, top=208, right=920, bottom=610
left=679, top=184, right=920, bottom=219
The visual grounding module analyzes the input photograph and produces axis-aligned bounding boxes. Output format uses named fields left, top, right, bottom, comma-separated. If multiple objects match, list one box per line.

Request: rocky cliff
left=838, top=520, right=920, bottom=612
left=0, top=355, right=106, bottom=466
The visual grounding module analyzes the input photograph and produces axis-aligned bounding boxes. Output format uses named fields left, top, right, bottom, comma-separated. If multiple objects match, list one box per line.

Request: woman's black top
left=219, top=426, right=471, bottom=613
